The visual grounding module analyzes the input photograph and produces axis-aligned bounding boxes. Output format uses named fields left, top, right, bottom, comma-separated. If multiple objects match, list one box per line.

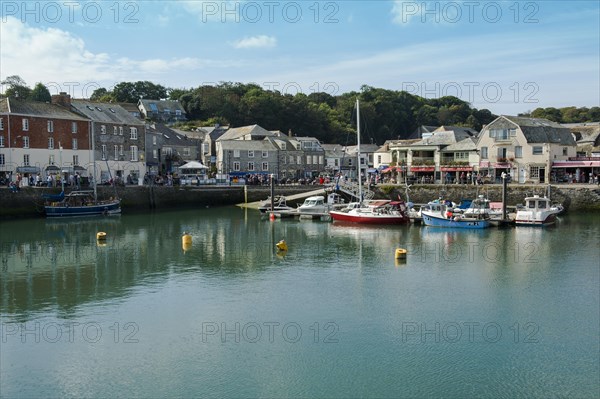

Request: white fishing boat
left=515, top=195, right=559, bottom=226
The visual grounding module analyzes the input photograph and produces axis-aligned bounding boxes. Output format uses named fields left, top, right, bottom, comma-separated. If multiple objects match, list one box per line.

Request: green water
left=1, top=209, right=599, bottom=398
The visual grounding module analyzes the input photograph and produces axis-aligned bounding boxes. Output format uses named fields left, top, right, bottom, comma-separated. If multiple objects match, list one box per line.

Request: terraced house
left=0, top=96, right=91, bottom=184
left=59, top=94, right=146, bottom=185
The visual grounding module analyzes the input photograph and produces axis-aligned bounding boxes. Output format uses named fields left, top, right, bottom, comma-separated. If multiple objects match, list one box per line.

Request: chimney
left=288, top=129, right=292, bottom=137
left=51, top=92, right=71, bottom=108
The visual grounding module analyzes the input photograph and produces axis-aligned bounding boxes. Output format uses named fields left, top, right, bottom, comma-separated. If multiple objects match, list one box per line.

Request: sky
left=0, top=0, right=599, bottom=115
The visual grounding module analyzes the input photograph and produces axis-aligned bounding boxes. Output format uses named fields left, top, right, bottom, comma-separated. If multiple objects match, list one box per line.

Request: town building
left=138, top=99, right=187, bottom=123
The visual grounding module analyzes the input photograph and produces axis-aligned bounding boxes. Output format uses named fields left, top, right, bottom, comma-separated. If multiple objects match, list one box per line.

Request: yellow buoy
left=276, top=239, right=288, bottom=251
left=182, top=233, right=192, bottom=252
left=96, top=232, right=107, bottom=241
left=395, top=248, right=407, bottom=259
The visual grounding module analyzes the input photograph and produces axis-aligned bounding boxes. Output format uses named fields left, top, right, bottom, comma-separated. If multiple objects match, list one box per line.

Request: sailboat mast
left=356, top=98, right=362, bottom=202
left=91, top=121, right=97, bottom=200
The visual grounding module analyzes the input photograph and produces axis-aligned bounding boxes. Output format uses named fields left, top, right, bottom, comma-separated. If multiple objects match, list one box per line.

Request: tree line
left=2, top=75, right=597, bottom=145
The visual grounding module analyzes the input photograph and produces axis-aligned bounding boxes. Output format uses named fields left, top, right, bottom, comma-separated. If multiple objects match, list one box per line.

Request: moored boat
left=515, top=195, right=559, bottom=226
left=258, top=195, right=295, bottom=214
left=44, top=190, right=121, bottom=217
left=421, top=201, right=490, bottom=229
left=329, top=200, right=410, bottom=224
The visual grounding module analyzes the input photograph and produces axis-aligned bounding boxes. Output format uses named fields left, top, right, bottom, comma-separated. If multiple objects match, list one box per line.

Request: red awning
left=411, top=166, right=435, bottom=172
left=552, top=161, right=600, bottom=168
left=440, top=166, right=473, bottom=172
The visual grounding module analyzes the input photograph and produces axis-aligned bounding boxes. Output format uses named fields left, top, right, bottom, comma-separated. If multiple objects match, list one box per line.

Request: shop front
left=552, top=158, right=600, bottom=183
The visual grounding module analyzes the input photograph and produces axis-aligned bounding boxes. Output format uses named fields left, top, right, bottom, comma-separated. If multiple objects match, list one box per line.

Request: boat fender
left=276, top=240, right=288, bottom=251
left=395, top=248, right=407, bottom=259
left=454, top=216, right=460, bottom=221
left=97, top=232, right=107, bottom=240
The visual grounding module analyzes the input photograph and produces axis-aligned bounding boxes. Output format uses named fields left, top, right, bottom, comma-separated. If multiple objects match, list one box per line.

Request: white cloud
left=231, top=35, right=277, bottom=49
left=0, top=18, right=221, bottom=95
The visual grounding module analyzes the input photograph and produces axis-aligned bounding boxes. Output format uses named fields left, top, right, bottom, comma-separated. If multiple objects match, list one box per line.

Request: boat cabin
left=525, top=195, right=550, bottom=210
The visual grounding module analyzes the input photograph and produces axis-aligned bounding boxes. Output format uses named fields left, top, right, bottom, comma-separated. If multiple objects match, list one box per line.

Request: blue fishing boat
left=44, top=190, right=121, bottom=217
left=421, top=201, right=490, bottom=229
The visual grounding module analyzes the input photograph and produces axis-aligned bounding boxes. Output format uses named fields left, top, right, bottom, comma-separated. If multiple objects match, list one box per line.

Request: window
left=233, top=150, right=240, bottom=158
left=0, top=154, right=5, bottom=165
left=0, top=135, right=4, bottom=147
left=119, top=127, right=123, bottom=136
left=532, top=146, right=543, bottom=155
left=480, top=147, right=488, bottom=159
left=0, top=117, right=4, bottom=130
left=72, top=138, right=78, bottom=150
left=130, top=127, right=138, bottom=140
left=233, top=161, right=240, bottom=171
left=153, top=149, right=158, bottom=159
left=47, top=120, right=54, bottom=132
left=113, top=126, right=118, bottom=135
left=497, top=147, right=507, bottom=160
left=248, top=162, right=255, bottom=171
left=262, top=162, right=269, bottom=171
left=120, top=145, right=124, bottom=156
left=22, top=118, right=29, bottom=131
left=563, top=147, right=568, bottom=156
left=319, top=155, right=324, bottom=165
left=377, top=155, right=382, bottom=163
left=49, top=155, right=55, bottom=165
left=262, top=151, right=268, bottom=158
left=48, top=137, right=54, bottom=149
left=175, top=110, right=182, bottom=116
left=73, top=155, right=79, bottom=166
left=71, top=122, right=77, bottom=133
left=289, top=155, right=295, bottom=164
left=164, top=147, right=173, bottom=156
left=183, top=148, right=190, bottom=156
left=153, top=136, right=157, bottom=145
left=130, top=145, right=138, bottom=161
left=530, top=166, right=540, bottom=178
left=23, top=136, right=29, bottom=148
left=297, top=155, right=302, bottom=164
left=23, top=154, right=30, bottom=166
left=101, top=145, right=107, bottom=160
left=248, top=150, right=254, bottom=158
left=455, top=152, right=468, bottom=160
left=515, top=146, right=523, bottom=158
left=114, top=145, right=119, bottom=160
left=202, top=143, right=209, bottom=154
left=101, top=125, right=106, bottom=135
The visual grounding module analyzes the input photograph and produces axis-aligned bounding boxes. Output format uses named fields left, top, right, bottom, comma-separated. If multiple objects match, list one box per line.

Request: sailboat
left=44, top=139, right=121, bottom=217
left=329, top=99, right=410, bottom=224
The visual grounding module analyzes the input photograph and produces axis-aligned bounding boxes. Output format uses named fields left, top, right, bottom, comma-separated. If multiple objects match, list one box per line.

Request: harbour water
left=1, top=209, right=599, bottom=398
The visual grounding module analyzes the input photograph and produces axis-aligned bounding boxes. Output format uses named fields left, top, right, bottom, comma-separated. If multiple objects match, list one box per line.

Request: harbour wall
left=1, top=184, right=599, bottom=220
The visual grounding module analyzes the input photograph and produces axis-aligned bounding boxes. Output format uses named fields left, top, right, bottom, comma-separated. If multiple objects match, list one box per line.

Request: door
left=539, top=168, right=546, bottom=183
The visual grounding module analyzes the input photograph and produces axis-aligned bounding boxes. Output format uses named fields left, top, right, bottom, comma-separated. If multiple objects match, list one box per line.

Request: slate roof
left=500, top=115, right=575, bottom=145
left=434, top=125, right=478, bottom=136
left=147, top=123, right=196, bottom=146
left=219, top=139, right=277, bottom=151
left=411, top=130, right=472, bottom=147
left=442, top=137, right=477, bottom=152
left=217, top=124, right=274, bottom=141
left=139, top=99, right=185, bottom=114
left=1, top=98, right=88, bottom=120
left=71, top=100, right=143, bottom=125
left=345, top=144, right=381, bottom=155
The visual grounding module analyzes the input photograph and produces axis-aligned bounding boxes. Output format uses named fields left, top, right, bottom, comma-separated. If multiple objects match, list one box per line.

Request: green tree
left=29, top=82, right=51, bottom=102
left=1, top=75, right=31, bottom=99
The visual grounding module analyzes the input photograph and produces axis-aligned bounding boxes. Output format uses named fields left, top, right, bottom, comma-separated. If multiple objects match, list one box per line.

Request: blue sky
left=1, top=0, right=598, bottom=115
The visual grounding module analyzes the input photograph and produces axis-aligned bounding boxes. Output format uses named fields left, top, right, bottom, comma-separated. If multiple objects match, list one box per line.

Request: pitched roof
left=138, top=99, right=185, bottom=113
left=500, top=115, right=575, bottom=145
left=443, top=137, right=477, bottom=152
left=219, top=139, right=277, bottom=151
left=147, top=123, right=196, bottom=146
left=71, top=100, right=143, bottom=125
left=412, top=129, right=471, bottom=146
left=1, top=98, right=88, bottom=120
left=434, top=125, right=478, bottom=136
left=217, top=124, right=274, bottom=141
